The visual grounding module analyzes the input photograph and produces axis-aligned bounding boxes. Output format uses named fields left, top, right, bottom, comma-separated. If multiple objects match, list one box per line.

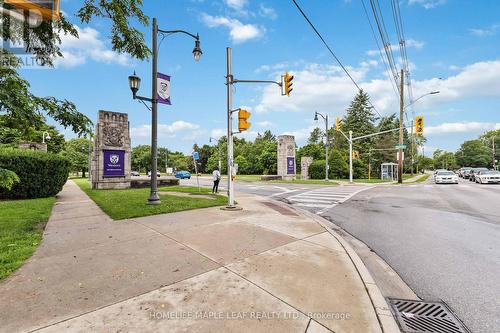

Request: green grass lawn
left=403, top=173, right=430, bottom=184
left=73, top=179, right=227, bottom=220
left=0, top=197, right=55, bottom=281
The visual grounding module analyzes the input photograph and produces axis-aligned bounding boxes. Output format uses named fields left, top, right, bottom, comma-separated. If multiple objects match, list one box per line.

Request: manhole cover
left=388, top=298, right=470, bottom=333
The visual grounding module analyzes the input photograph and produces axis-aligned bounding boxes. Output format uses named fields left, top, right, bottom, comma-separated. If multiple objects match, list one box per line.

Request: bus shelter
left=381, top=162, right=398, bottom=181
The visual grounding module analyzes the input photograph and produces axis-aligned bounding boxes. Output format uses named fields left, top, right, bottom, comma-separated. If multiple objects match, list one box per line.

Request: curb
left=269, top=198, right=401, bottom=333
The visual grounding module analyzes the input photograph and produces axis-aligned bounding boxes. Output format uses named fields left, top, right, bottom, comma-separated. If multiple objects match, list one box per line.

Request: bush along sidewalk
left=0, top=148, right=69, bottom=199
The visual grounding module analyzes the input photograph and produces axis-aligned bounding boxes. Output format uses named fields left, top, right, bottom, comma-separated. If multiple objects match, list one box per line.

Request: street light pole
left=149, top=17, right=160, bottom=204
left=210, top=137, right=222, bottom=172
left=314, top=112, right=329, bottom=181
left=128, top=18, right=201, bottom=205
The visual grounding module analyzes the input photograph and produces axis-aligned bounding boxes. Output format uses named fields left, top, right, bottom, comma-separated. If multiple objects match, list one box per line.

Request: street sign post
left=192, top=151, right=200, bottom=192
left=395, top=144, right=407, bottom=149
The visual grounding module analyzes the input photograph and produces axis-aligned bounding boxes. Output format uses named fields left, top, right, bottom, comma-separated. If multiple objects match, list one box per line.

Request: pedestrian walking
left=212, top=167, right=221, bottom=193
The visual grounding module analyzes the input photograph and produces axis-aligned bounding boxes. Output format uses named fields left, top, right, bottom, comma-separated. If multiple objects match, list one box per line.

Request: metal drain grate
left=387, top=298, right=470, bottom=333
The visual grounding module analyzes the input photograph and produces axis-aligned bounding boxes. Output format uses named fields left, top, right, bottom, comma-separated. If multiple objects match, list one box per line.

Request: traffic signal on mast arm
left=352, top=151, right=360, bottom=159
left=336, top=117, right=342, bottom=131
left=415, top=116, right=424, bottom=135
left=283, top=72, right=294, bottom=96
left=238, top=109, right=251, bottom=132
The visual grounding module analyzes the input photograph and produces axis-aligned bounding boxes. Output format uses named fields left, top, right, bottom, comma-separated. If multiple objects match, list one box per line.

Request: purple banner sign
left=157, top=72, right=171, bottom=105
left=103, top=150, right=125, bottom=177
left=287, top=157, right=295, bottom=174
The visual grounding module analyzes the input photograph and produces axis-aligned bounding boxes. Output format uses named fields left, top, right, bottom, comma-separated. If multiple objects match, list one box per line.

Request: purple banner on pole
left=103, top=150, right=125, bottom=177
left=287, top=157, right=295, bottom=174
left=157, top=72, right=171, bottom=105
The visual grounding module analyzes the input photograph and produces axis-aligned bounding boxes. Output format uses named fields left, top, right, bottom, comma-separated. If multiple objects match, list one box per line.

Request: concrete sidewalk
left=0, top=181, right=399, bottom=333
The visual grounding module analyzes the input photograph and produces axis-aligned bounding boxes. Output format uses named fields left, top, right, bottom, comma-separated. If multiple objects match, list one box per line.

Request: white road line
left=295, top=203, right=332, bottom=208
left=289, top=198, right=337, bottom=204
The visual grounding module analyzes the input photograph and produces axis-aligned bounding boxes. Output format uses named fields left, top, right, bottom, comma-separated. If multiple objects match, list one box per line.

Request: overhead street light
left=127, top=18, right=202, bottom=205
left=42, top=131, right=51, bottom=144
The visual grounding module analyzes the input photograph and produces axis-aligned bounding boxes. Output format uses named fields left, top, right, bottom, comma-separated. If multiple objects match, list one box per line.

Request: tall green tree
left=455, top=140, right=491, bottom=168
left=61, top=138, right=92, bottom=177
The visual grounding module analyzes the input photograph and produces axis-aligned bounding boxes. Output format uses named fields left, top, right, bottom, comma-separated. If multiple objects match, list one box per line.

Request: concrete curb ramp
left=0, top=181, right=400, bottom=333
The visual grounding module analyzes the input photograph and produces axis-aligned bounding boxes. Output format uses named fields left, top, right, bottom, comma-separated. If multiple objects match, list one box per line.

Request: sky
left=19, top=0, right=500, bottom=155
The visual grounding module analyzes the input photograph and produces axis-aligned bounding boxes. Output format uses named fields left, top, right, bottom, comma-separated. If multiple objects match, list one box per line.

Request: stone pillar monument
left=301, top=156, right=314, bottom=180
left=91, top=110, right=131, bottom=189
left=277, top=135, right=296, bottom=180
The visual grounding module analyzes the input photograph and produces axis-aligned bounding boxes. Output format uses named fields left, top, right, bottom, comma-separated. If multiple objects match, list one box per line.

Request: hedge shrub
left=0, top=148, right=69, bottom=199
left=309, top=160, right=327, bottom=180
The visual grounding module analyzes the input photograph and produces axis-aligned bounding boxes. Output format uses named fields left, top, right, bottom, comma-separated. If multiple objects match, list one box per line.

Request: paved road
left=180, top=176, right=500, bottom=332
left=319, top=178, right=500, bottom=333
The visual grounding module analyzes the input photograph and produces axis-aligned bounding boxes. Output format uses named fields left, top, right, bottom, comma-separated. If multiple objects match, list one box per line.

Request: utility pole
left=226, top=47, right=235, bottom=208
left=410, top=118, right=414, bottom=176
left=398, top=69, right=404, bottom=184
left=493, top=136, right=496, bottom=170
left=325, top=115, right=329, bottom=181
left=349, top=130, right=353, bottom=183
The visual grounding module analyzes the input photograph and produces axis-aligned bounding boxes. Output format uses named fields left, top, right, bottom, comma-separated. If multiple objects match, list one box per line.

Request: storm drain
left=387, top=298, right=470, bottom=333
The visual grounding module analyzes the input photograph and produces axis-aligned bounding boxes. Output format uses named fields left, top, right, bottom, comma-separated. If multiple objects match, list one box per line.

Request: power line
left=291, top=0, right=382, bottom=118
left=361, top=0, right=399, bottom=98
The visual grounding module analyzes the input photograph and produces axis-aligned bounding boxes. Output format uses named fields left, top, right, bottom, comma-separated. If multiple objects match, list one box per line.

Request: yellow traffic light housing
left=335, top=117, right=342, bottom=131
left=238, top=109, right=251, bottom=132
left=283, top=72, right=294, bottom=96
left=352, top=151, right=360, bottom=159
left=415, top=116, right=424, bottom=135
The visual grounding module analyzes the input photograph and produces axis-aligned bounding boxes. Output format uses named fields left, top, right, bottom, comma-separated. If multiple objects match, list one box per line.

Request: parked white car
left=475, top=170, right=500, bottom=184
left=434, top=171, right=459, bottom=184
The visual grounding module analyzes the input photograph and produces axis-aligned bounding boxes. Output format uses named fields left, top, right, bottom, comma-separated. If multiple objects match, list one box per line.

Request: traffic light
left=415, top=116, right=424, bottom=135
left=336, top=117, right=342, bottom=131
left=352, top=151, right=360, bottom=159
left=283, top=72, right=294, bottom=96
left=238, top=109, right=251, bottom=132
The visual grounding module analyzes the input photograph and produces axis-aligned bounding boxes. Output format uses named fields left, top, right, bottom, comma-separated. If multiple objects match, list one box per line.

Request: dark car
left=469, top=167, right=488, bottom=181
left=460, top=167, right=472, bottom=178
left=175, top=171, right=191, bottom=179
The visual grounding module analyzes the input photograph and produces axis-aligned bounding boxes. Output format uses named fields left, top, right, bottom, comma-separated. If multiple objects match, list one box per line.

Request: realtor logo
left=110, top=154, right=119, bottom=164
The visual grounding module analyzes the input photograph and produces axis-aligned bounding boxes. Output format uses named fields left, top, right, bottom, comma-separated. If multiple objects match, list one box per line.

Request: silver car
left=475, top=170, right=500, bottom=184
left=434, top=171, right=459, bottom=184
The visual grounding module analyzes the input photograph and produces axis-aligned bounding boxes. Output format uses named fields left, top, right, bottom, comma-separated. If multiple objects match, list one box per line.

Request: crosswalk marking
left=286, top=186, right=372, bottom=214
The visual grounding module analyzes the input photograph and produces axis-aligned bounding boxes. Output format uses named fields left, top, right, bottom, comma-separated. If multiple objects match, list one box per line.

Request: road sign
left=395, top=144, right=407, bottom=149
left=192, top=151, right=199, bottom=161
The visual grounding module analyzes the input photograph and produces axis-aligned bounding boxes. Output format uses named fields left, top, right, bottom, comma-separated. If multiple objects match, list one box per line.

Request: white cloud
left=211, top=128, right=226, bottom=138
left=256, top=120, right=273, bottom=127
left=131, top=121, right=200, bottom=139
left=201, top=13, right=264, bottom=43
left=224, top=0, right=247, bottom=11
left=408, top=0, right=447, bottom=9
left=259, top=4, right=277, bottom=20
left=469, top=24, right=500, bottom=37
left=426, top=122, right=500, bottom=135
left=253, top=59, right=500, bottom=119
left=282, top=125, right=318, bottom=141
left=55, top=26, right=129, bottom=68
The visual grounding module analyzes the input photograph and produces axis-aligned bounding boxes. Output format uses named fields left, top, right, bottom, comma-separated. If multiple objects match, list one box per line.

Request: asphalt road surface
left=319, top=178, right=499, bottom=333
left=180, top=176, right=499, bottom=332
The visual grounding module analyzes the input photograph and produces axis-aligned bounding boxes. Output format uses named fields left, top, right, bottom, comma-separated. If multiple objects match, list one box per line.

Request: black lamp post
left=314, top=111, right=329, bottom=181
left=128, top=18, right=201, bottom=205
